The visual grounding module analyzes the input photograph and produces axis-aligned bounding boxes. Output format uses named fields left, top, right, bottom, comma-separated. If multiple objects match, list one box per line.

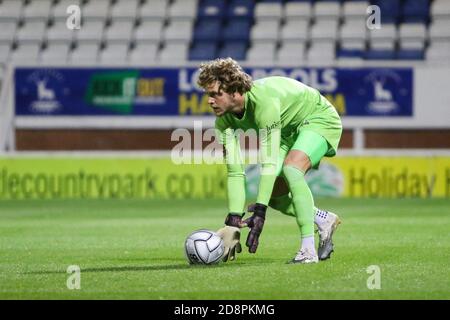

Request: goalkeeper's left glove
left=243, top=203, right=267, bottom=253
left=216, top=213, right=245, bottom=262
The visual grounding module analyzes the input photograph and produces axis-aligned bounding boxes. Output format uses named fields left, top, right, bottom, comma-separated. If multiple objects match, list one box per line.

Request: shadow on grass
left=26, top=259, right=276, bottom=275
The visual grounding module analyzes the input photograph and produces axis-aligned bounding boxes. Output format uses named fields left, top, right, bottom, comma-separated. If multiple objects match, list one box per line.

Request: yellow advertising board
left=0, top=157, right=448, bottom=199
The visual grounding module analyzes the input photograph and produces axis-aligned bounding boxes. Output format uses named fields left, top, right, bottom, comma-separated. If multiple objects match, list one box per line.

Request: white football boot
left=316, top=211, right=341, bottom=261
left=289, top=248, right=319, bottom=264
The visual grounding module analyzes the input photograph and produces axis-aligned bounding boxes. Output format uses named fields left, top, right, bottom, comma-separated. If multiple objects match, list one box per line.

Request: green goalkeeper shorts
left=291, top=130, right=329, bottom=169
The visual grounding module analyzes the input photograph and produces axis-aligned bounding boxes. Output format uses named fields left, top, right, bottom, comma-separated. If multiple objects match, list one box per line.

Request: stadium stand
left=0, top=0, right=447, bottom=66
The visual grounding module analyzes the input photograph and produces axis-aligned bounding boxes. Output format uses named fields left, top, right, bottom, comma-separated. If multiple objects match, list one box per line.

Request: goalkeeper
left=198, top=58, right=342, bottom=264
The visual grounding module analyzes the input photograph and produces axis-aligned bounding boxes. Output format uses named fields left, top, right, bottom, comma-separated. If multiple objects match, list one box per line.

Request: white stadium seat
left=75, top=20, right=105, bottom=42
left=254, top=2, right=283, bottom=22
left=134, top=21, right=164, bottom=43
left=69, top=43, right=101, bottom=65
left=129, top=42, right=159, bottom=64
left=0, top=21, right=18, bottom=42
left=40, top=43, right=71, bottom=64
left=82, top=0, right=111, bottom=20
left=16, top=20, right=47, bottom=42
left=163, top=20, right=194, bottom=43
left=314, top=1, right=341, bottom=21
left=139, top=0, right=168, bottom=21
left=23, top=0, right=52, bottom=20
left=104, top=20, right=135, bottom=42
left=168, top=0, right=198, bottom=21
left=284, top=1, right=312, bottom=22
left=276, top=42, right=306, bottom=65
left=0, top=0, right=24, bottom=20
left=52, top=0, right=82, bottom=20
left=251, top=20, right=280, bottom=43
left=158, top=42, right=189, bottom=63
left=247, top=42, right=277, bottom=64
left=110, top=0, right=139, bottom=20
left=99, top=42, right=130, bottom=65
left=280, top=20, right=309, bottom=42
left=310, top=20, right=339, bottom=41
left=11, top=43, right=41, bottom=64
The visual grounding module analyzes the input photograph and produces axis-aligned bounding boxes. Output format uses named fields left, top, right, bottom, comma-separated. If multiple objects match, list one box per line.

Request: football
left=185, top=229, right=224, bottom=265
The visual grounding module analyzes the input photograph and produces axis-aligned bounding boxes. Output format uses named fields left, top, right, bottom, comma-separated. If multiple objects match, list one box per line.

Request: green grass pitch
left=0, top=198, right=449, bottom=299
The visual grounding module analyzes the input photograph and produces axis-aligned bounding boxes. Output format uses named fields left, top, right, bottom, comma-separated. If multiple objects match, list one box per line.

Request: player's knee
left=283, top=151, right=311, bottom=173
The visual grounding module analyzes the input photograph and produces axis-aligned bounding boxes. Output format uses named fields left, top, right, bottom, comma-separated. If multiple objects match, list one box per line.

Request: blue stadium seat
left=365, top=49, right=396, bottom=60
left=226, top=0, right=254, bottom=21
left=198, top=0, right=226, bottom=20
left=189, top=41, right=218, bottom=60
left=396, top=49, right=424, bottom=60
left=401, top=0, right=430, bottom=23
left=193, top=19, right=222, bottom=41
left=222, top=19, right=251, bottom=41
left=218, top=41, right=247, bottom=60
left=372, top=0, right=401, bottom=23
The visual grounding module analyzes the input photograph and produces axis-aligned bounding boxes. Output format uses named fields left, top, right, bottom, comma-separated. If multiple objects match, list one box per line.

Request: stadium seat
left=99, top=42, right=130, bottom=65
left=46, top=19, right=76, bottom=43
left=16, top=20, right=47, bottom=43
left=40, top=42, right=71, bottom=64
left=226, top=0, right=254, bottom=21
left=250, top=20, right=280, bottom=43
left=75, top=20, right=105, bottom=42
left=10, top=42, right=41, bottom=64
left=139, top=0, right=168, bottom=22
left=280, top=20, right=309, bottom=42
left=110, top=0, right=139, bottom=20
left=189, top=41, right=218, bottom=60
left=401, top=0, right=430, bottom=23
left=431, top=0, right=450, bottom=23
left=314, top=1, right=341, bottom=22
left=310, top=20, right=339, bottom=41
left=342, top=1, right=369, bottom=22
left=23, top=0, right=52, bottom=20
left=222, top=19, right=251, bottom=42
left=104, top=20, right=135, bottom=42
left=307, top=41, right=336, bottom=63
left=0, top=21, right=18, bottom=42
left=134, top=21, right=164, bottom=43
left=82, top=0, right=111, bottom=20
left=247, top=42, right=277, bottom=64
left=198, top=0, right=226, bottom=21
left=0, top=0, right=24, bottom=21
left=372, top=0, right=401, bottom=23
left=158, top=42, right=190, bottom=63
left=276, top=42, right=306, bottom=65
left=218, top=41, right=247, bottom=61
left=284, top=1, right=312, bottom=23
left=169, top=0, right=198, bottom=21
left=129, top=42, right=159, bottom=64
left=51, top=0, right=82, bottom=20
left=193, top=19, right=222, bottom=42
left=399, top=23, right=427, bottom=51
left=428, top=20, right=450, bottom=41
left=69, top=43, right=101, bottom=65
left=254, top=2, right=283, bottom=22
left=163, top=20, right=194, bottom=43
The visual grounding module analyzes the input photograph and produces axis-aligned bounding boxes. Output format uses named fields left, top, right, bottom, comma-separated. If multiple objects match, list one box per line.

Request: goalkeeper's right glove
left=216, top=213, right=245, bottom=262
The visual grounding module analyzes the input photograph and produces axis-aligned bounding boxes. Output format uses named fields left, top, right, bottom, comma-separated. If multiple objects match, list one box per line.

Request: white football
left=185, top=229, right=224, bottom=265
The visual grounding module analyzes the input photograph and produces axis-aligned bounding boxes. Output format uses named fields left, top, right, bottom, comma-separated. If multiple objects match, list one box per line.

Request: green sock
left=282, top=165, right=315, bottom=238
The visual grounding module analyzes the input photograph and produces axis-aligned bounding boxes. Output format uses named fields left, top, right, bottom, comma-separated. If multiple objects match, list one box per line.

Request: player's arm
left=244, top=100, right=282, bottom=253
left=215, top=125, right=246, bottom=261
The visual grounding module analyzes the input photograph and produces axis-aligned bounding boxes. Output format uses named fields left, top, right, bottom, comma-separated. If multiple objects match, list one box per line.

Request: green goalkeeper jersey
left=215, top=76, right=342, bottom=213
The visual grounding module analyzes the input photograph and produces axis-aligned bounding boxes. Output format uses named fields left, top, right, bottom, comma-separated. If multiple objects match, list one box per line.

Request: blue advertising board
left=15, top=67, right=413, bottom=117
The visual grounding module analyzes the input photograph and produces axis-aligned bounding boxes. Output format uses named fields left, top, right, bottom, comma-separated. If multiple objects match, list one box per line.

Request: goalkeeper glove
left=243, top=203, right=267, bottom=253
left=216, top=213, right=245, bottom=262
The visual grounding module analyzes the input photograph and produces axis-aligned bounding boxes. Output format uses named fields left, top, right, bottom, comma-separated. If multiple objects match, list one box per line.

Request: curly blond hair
left=197, top=57, right=253, bottom=95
